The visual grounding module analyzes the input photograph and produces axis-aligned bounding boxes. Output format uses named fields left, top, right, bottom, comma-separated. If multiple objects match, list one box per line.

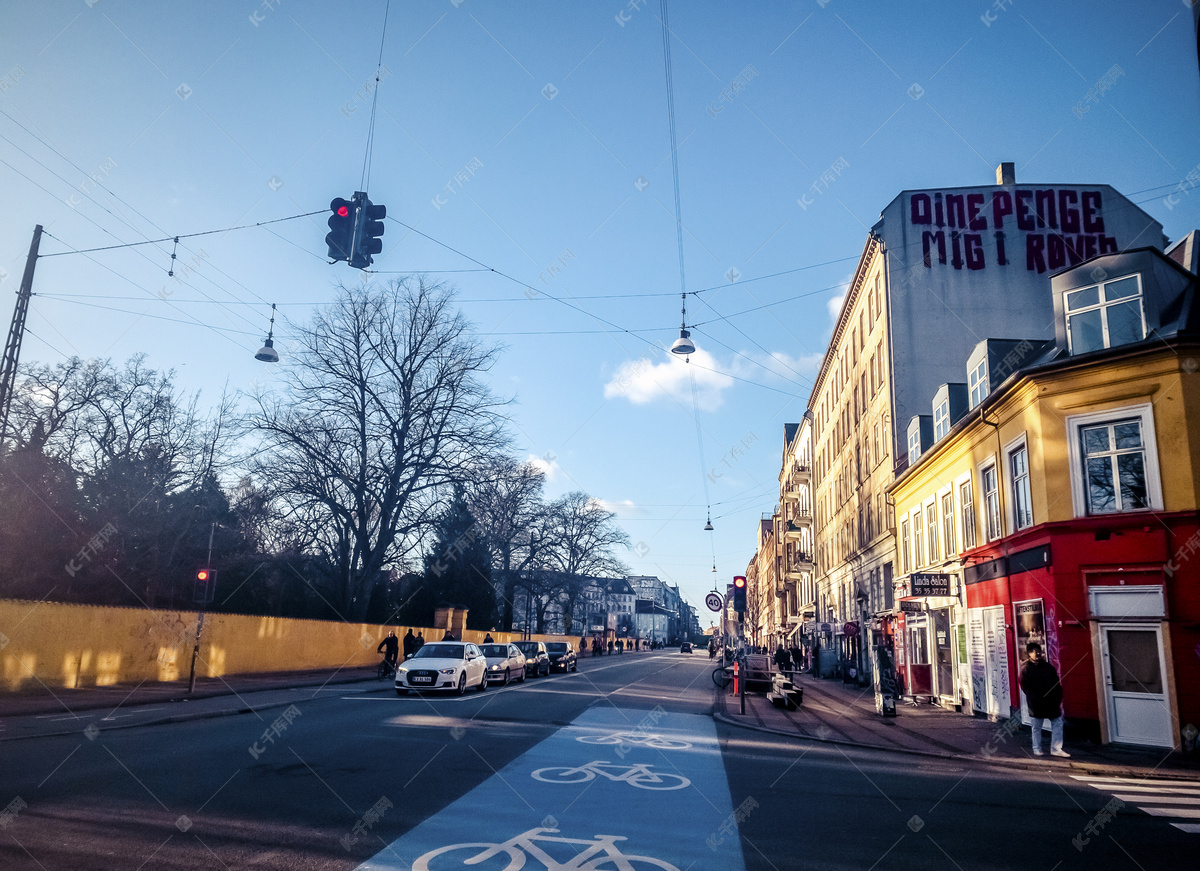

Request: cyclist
left=377, top=631, right=399, bottom=677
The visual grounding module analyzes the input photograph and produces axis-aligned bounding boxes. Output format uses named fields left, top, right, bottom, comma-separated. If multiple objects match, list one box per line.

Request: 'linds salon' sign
left=910, top=188, right=1118, bottom=274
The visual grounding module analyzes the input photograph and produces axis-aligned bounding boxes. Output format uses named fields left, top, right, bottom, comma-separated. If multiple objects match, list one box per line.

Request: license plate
left=411, top=676, right=432, bottom=683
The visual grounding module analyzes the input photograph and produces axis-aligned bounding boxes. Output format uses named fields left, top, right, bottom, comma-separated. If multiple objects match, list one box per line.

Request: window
left=926, top=502, right=939, bottom=564
left=1065, top=274, right=1145, bottom=354
left=1010, top=444, right=1033, bottom=530
left=933, top=400, right=950, bottom=440
left=982, top=464, right=1002, bottom=541
left=900, top=519, right=910, bottom=574
left=969, top=359, right=988, bottom=408
left=959, top=479, right=976, bottom=549
left=941, top=492, right=955, bottom=557
left=1080, top=419, right=1150, bottom=513
left=908, top=429, right=921, bottom=465
left=912, top=511, right=923, bottom=569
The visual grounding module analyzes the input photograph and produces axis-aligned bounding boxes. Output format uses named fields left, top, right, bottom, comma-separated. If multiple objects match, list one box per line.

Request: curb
left=712, top=696, right=1200, bottom=782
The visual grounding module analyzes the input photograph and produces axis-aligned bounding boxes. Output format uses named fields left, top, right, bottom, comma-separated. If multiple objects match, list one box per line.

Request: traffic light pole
left=187, top=522, right=217, bottom=693
left=0, top=225, right=42, bottom=456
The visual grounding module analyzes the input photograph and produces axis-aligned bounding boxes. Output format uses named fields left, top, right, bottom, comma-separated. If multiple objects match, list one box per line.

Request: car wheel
left=456, top=673, right=466, bottom=695
left=502, top=668, right=510, bottom=686
left=572, top=662, right=577, bottom=672
left=542, top=662, right=549, bottom=677
left=477, top=669, right=487, bottom=692
left=520, top=668, right=527, bottom=682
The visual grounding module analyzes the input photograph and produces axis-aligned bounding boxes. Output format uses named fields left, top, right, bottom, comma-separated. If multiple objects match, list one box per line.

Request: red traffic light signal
left=194, top=567, right=217, bottom=605
left=196, top=569, right=210, bottom=582
left=325, top=197, right=355, bottom=262
left=732, top=575, right=747, bottom=613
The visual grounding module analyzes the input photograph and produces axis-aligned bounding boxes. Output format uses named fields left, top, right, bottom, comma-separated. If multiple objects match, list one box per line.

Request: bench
left=767, top=673, right=803, bottom=710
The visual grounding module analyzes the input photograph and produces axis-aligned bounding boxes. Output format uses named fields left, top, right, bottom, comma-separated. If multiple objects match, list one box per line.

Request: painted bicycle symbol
left=531, top=760, right=690, bottom=790
left=413, top=826, right=680, bottom=871
left=575, top=732, right=692, bottom=750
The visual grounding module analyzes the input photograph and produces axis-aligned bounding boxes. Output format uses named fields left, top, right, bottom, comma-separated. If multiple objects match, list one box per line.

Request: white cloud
left=730, top=349, right=822, bottom=383
left=527, top=452, right=563, bottom=483
left=826, top=291, right=846, bottom=323
left=603, top=348, right=734, bottom=412
left=594, top=498, right=638, bottom=517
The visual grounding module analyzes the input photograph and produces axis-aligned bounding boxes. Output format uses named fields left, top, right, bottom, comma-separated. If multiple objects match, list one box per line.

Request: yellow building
left=890, top=241, right=1200, bottom=748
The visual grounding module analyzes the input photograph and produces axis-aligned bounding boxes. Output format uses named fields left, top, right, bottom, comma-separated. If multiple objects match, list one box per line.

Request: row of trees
left=0, top=278, right=630, bottom=630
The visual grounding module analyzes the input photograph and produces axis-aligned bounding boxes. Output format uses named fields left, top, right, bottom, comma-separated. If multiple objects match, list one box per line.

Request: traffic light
left=732, top=575, right=747, bottom=614
left=325, top=197, right=354, bottom=262
left=352, top=197, right=386, bottom=269
left=193, top=567, right=217, bottom=605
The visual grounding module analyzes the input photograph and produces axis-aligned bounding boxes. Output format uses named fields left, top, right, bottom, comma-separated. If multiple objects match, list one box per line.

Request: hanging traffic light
left=732, top=575, right=746, bottom=614
left=193, top=567, right=217, bottom=605
left=352, top=197, right=386, bottom=269
left=325, top=197, right=354, bottom=262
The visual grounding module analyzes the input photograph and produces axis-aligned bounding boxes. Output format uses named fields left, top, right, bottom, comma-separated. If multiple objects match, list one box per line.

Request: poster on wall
left=967, top=609, right=986, bottom=714
left=1013, top=599, right=1045, bottom=725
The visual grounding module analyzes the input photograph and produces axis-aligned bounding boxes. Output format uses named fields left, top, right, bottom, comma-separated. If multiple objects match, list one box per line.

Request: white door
left=1100, top=623, right=1172, bottom=747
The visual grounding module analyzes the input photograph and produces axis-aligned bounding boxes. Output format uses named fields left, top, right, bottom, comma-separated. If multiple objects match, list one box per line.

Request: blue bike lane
left=355, top=705, right=749, bottom=871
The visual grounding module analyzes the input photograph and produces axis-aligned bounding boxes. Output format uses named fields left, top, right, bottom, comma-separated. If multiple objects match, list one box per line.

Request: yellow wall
left=0, top=598, right=581, bottom=691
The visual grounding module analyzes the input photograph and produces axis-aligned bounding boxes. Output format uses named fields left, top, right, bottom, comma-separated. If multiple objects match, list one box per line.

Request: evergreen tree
left=421, top=487, right=496, bottom=630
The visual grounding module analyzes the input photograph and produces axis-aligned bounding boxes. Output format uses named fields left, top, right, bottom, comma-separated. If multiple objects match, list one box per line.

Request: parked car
left=480, top=643, right=527, bottom=685
left=544, top=641, right=577, bottom=672
left=513, top=640, right=550, bottom=677
left=395, top=642, right=488, bottom=695
left=680, top=641, right=693, bottom=653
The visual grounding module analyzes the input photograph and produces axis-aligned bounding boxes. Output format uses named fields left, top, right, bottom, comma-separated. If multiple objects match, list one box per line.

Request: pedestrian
left=441, top=630, right=456, bottom=641
left=790, top=643, right=803, bottom=672
left=607, top=639, right=614, bottom=655
left=483, top=632, right=494, bottom=643
left=403, top=628, right=416, bottom=660
left=415, top=632, right=424, bottom=651
left=774, top=644, right=790, bottom=673
left=1019, top=642, right=1070, bottom=757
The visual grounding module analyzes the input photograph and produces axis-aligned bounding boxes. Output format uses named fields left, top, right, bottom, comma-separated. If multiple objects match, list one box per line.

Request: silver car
left=395, top=642, right=488, bottom=695
left=480, top=643, right=527, bottom=685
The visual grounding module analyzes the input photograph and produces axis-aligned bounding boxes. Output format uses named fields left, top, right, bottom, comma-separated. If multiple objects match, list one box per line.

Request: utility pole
left=0, top=225, right=43, bottom=454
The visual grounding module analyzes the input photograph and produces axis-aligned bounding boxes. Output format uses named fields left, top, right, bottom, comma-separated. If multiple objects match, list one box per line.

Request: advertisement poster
left=1013, top=599, right=1045, bottom=725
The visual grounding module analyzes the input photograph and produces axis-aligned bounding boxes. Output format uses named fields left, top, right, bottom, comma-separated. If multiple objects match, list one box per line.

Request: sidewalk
left=0, top=666, right=380, bottom=719
left=714, top=669, right=1200, bottom=780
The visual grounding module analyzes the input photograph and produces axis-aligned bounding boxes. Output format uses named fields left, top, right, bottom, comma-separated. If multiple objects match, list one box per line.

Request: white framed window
left=969, top=359, right=988, bottom=408
left=900, top=518, right=910, bottom=574
left=925, top=501, right=939, bottom=564
left=1065, top=273, right=1146, bottom=355
left=1006, top=435, right=1034, bottom=531
left=911, top=510, right=923, bottom=569
left=1066, top=404, right=1162, bottom=516
left=941, top=490, right=956, bottom=558
left=981, top=461, right=1001, bottom=541
left=933, top=400, right=950, bottom=440
left=958, top=474, right=976, bottom=550
left=908, top=429, right=921, bottom=465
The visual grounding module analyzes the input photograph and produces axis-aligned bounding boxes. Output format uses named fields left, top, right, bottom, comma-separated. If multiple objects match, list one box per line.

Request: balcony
left=783, top=512, right=812, bottom=537
left=783, top=551, right=813, bottom=578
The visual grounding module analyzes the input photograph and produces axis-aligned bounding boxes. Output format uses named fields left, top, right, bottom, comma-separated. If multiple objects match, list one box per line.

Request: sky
left=2, top=1, right=1199, bottom=621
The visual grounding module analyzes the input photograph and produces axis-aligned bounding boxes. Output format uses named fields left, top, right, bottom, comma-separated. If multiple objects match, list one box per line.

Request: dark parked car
left=514, top=640, right=550, bottom=677
left=544, top=641, right=577, bottom=672
left=680, top=641, right=693, bottom=653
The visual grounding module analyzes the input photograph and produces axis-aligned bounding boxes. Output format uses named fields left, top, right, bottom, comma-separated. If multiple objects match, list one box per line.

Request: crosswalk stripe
left=1140, top=807, right=1200, bottom=819
left=1112, top=795, right=1200, bottom=806
left=1172, top=823, right=1200, bottom=833
left=1084, top=784, right=1200, bottom=795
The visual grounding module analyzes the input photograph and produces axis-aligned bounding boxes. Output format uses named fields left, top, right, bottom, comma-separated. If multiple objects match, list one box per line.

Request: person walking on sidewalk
left=403, top=629, right=416, bottom=660
left=773, top=644, right=791, bottom=673
left=1019, top=642, right=1070, bottom=757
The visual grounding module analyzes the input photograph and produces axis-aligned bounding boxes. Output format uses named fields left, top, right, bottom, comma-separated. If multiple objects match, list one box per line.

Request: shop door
left=932, top=608, right=955, bottom=702
left=1100, top=624, right=1172, bottom=747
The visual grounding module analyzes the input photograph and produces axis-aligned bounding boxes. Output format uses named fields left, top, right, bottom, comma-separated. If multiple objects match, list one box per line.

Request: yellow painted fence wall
left=0, top=599, right=581, bottom=691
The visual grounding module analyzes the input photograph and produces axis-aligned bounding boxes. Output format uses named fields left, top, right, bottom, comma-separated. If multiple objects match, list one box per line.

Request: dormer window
left=933, top=400, right=950, bottom=440
left=1065, top=274, right=1145, bottom=355
left=968, top=359, right=987, bottom=408
left=908, top=428, right=921, bottom=465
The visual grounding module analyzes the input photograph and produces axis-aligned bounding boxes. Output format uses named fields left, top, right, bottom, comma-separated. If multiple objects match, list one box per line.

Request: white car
left=395, top=642, right=488, bottom=695
left=480, top=643, right=527, bottom=685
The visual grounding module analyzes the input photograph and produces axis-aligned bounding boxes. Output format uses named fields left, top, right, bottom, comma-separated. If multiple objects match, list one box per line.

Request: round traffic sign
left=705, top=592, right=723, bottom=612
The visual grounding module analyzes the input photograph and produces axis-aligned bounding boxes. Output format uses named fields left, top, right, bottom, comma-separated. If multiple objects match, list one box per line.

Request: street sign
left=705, top=592, right=723, bottom=612
left=843, top=621, right=859, bottom=638
left=909, top=572, right=952, bottom=597
left=900, top=599, right=923, bottom=612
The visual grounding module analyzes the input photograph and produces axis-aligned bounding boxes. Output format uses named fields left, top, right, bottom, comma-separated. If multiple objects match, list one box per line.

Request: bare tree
left=540, top=492, right=631, bottom=634
left=464, top=456, right=546, bottom=631
left=248, top=278, right=509, bottom=621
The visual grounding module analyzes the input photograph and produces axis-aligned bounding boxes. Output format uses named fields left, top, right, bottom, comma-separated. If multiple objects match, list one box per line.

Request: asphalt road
left=0, top=652, right=1193, bottom=870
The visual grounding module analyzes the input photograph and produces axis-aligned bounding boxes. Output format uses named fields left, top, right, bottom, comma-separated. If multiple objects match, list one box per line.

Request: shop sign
left=899, top=599, right=923, bottom=613
left=910, top=572, right=952, bottom=597
left=843, top=621, right=860, bottom=637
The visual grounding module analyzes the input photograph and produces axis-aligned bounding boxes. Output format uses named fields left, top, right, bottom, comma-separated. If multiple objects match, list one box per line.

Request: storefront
left=894, top=571, right=966, bottom=707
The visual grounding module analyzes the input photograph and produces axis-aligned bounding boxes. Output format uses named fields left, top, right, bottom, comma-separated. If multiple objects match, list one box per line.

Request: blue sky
left=2, top=1, right=1198, bottom=618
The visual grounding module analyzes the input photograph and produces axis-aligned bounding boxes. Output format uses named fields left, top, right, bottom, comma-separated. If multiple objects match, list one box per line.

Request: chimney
left=996, top=162, right=1015, bottom=185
